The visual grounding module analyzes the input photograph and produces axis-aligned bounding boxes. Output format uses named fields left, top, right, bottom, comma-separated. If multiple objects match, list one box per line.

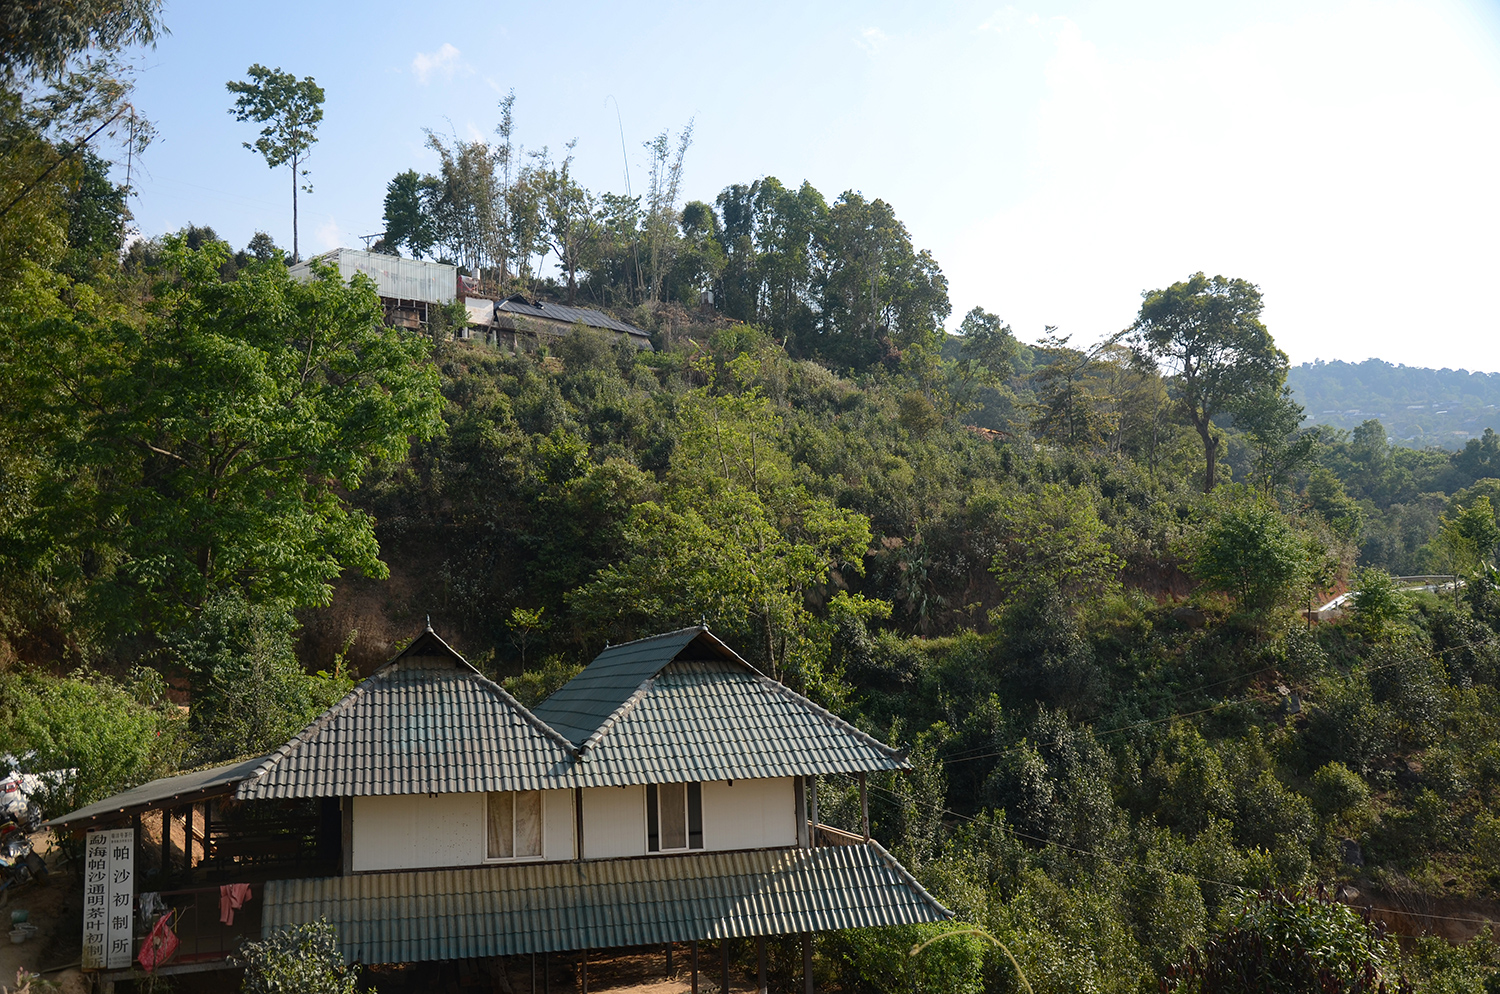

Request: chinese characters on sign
left=82, top=828, right=134, bottom=971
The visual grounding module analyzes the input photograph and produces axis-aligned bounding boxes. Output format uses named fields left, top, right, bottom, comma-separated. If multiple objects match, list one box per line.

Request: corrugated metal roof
left=235, top=629, right=576, bottom=800
left=262, top=843, right=951, bottom=964
left=290, top=248, right=457, bottom=304
left=492, top=296, right=650, bottom=339
left=46, top=755, right=270, bottom=830
left=571, top=660, right=906, bottom=786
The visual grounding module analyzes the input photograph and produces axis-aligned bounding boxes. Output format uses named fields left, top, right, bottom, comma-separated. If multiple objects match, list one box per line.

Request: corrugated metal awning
left=262, top=843, right=950, bottom=964
left=46, top=755, right=270, bottom=830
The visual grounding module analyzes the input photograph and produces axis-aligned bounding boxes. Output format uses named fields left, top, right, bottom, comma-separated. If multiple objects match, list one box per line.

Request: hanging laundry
left=138, top=913, right=179, bottom=972
left=219, top=883, right=252, bottom=925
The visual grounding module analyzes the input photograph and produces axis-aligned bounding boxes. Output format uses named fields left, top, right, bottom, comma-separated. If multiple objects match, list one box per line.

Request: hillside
left=1288, top=359, right=1500, bottom=448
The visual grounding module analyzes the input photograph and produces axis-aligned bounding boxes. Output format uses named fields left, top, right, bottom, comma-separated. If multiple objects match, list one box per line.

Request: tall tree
left=642, top=121, right=693, bottom=303
left=541, top=141, right=595, bottom=304
left=0, top=235, right=444, bottom=637
left=1131, top=272, right=1286, bottom=491
left=226, top=65, right=325, bottom=261
left=381, top=169, right=435, bottom=258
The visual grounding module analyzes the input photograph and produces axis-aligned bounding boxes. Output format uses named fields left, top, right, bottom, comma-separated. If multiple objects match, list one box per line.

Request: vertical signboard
left=82, top=828, right=135, bottom=971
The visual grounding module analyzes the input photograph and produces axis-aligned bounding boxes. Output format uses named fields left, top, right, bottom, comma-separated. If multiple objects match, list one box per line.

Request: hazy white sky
left=120, top=0, right=1500, bottom=370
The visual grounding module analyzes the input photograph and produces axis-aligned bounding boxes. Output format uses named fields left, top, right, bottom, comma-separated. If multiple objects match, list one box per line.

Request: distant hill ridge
left=1286, top=358, right=1500, bottom=449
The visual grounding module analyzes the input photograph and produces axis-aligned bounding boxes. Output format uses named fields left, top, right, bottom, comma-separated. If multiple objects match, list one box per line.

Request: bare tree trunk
left=1198, top=421, right=1218, bottom=492
left=291, top=157, right=299, bottom=262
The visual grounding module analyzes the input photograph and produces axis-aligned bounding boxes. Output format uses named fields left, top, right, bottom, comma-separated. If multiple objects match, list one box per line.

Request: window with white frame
left=646, top=782, right=703, bottom=852
left=486, top=790, right=543, bottom=859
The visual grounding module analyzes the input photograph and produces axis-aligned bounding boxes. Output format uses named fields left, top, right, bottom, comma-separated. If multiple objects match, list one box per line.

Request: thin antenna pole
left=120, top=109, right=135, bottom=250
left=605, top=95, right=644, bottom=302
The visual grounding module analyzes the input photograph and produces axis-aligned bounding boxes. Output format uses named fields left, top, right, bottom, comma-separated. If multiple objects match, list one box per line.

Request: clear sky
left=118, top=0, right=1500, bottom=370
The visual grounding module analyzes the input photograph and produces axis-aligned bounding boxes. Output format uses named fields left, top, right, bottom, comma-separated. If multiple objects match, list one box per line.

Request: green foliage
left=0, top=667, right=182, bottom=815
left=828, top=923, right=985, bottom=994
left=174, top=591, right=350, bottom=764
left=984, top=483, right=1124, bottom=611
left=1308, top=762, right=1371, bottom=823
left=1165, top=891, right=1401, bottom=993
left=234, top=919, right=357, bottom=994
left=500, top=654, right=584, bottom=708
left=0, top=236, right=444, bottom=639
left=1132, top=272, right=1288, bottom=491
left=0, top=0, right=164, bottom=80
left=1433, top=496, right=1500, bottom=580
left=1350, top=568, right=1409, bottom=636
left=1190, top=492, right=1315, bottom=613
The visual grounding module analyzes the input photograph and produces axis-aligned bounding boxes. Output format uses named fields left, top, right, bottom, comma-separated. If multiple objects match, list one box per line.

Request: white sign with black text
left=82, top=828, right=134, bottom=971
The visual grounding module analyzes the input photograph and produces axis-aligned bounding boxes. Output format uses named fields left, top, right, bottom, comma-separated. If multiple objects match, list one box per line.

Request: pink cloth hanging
left=219, top=883, right=252, bottom=925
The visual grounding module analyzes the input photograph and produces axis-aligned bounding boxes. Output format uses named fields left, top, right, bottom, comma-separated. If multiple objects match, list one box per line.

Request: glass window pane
left=487, top=792, right=514, bottom=859
left=659, top=782, right=687, bottom=850
left=515, top=790, right=542, bottom=857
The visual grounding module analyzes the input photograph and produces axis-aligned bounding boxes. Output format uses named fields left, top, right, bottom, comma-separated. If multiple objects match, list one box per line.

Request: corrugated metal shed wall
left=291, top=249, right=456, bottom=304
left=262, top=843, right=950, bottom=964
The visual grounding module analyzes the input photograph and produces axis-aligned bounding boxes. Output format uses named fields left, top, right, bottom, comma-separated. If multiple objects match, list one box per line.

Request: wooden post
left=667, top=942, right=673, bottom=978
left=203, top=800, right=213, bottom=871
left=691, top=940, right=699, bottom=994
left=185, top=803, right=195, bottom=876
left=757, top=935, right=768, bottom=994
left=162, top=808, right=173, bottom=878
left=574, top=787, right=585, bottom=861
left=808, top=775, right=819, bottom=845
left=581, top=950, right=588, bottom=994
left=531, top=953, right=536, bottom=994
left=544, top=952, right=550, bottom=994
left=803, top=933, right=815, bottom=994
left=341, top=798, right=353, bottom=876
left=858, top=773, right=870, bottom=842
left=794, top=777, right=809, bottom=849
left=721, top=939, right=730, bottom=994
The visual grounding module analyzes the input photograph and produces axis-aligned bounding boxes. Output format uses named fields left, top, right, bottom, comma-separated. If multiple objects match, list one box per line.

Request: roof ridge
left=469, top=671, right=580, bottom=755
left=235, top=673, right=378, bottom=794
left=864, top=839, right=954, bottom=920
left=749, top=673, right=906, bottom=763
left=237, top=658, right=580, bottom=796
left=576, top=675, right=657, bottom=756
left=593, top=625, right=706, bottom=653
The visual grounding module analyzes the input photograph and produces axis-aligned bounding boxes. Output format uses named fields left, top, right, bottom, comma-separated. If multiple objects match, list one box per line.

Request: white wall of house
left=352, top=793, right=485, bottom=871
left=703, top=778, right=796, bottom=851
left=352, top=789, right=576, bottom=871
left=544, top=789, right=576, bottom=859
left=580, top=785, right=646, bottom=858
left=349, top=777, right=801, bottom=870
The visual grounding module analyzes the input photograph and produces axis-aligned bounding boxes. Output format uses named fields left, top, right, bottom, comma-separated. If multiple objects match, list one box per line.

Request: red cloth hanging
left=219, top=883, right=252, bottom=925
left=137, top=913, right=179, bottom=973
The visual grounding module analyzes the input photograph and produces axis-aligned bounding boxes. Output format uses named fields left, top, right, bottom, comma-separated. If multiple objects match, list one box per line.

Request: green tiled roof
left=262, top=843, right=951, bottom=964
left=571, top=660, right=906, bottom=786
left=234, top=629, right=576, bottom=800
left=531, top=627, right=710, bottom=746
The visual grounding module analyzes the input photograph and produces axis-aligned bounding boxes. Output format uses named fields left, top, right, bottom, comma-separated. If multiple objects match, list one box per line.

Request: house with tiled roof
left=49, top=625, right=949, bottom=991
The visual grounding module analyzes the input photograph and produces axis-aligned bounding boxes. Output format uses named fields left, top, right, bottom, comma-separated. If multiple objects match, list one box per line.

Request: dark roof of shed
left=46, top=754, right=270, bottom=830
left=234, top=627, right=576, bottom=800
left=263, top=842, right=951, bottom=964
left=494, top=296, right=650, bottom=338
